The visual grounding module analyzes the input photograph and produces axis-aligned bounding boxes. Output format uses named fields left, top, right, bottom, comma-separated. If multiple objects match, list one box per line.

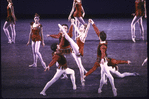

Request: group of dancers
left=3, top=0, right=147, bottom=97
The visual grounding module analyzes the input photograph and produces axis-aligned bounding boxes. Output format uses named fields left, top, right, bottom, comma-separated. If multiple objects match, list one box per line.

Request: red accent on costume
left=30, top=22, right=42, bottom=42
left=76, top=38, right=84, bottom=56
left=48, top=53, right=67, bottom=69
left=73, top=2, right=83, bottom=17
left=135, top=1, right=145, bottom=16
left=50, top=25, right=73, bottom=53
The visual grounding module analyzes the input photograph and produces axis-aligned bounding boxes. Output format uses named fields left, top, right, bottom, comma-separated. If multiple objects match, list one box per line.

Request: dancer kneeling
left=40, top=43, right=76, bottom=96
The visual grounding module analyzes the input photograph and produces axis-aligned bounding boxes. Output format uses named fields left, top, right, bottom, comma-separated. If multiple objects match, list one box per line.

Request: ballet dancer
left=27, top=13, right=46, bottom=69
left=84, top=57, right=139, bottom=95
left=58, top=19, right=90, bottom=85
left=68, top=0, right=87, bottom=28
left=72, top=18, right=90, bottom=56
left=47, top=21, right=87, bottom=86
left=3, top=0, right=17, bottom=44
left=40, top=43, right=76, bottom=96
left=131, top=0, right=147, bottom=42
left=84, top=19, right=117, bottom=96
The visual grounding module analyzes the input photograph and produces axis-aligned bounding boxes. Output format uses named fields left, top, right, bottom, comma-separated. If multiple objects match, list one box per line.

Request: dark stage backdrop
left=0, top=0, right=148, bottom=19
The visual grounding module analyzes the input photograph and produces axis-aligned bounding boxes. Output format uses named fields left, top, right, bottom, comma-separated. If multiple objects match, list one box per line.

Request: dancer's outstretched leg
left=58, top=24, right=80, bottom=55
left=40, top=69, right=64, bottom=96
left=108, top=66, right=139, bottom=78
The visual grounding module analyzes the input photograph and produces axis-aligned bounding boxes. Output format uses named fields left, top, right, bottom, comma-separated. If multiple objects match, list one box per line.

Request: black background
left=0, top=0, right=148, bottom=18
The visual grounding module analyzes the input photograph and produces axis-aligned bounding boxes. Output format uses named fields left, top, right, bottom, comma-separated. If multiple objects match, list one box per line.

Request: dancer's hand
left=145, top=15, right=147, bottom=18
left=131, top=13, right=135, bottom=16
left=89, top=19, right=94, bottom=24
left=44, top=66, right=50, bottom=71
left=47, top=34, right=50, bottom=37
left=68, top=16, right=71, bottom=21
left=127, top=60, right=131, bottom=65
left=26, top=41, right=30, bottom=46
left=82, top=13, right=85, bottom=18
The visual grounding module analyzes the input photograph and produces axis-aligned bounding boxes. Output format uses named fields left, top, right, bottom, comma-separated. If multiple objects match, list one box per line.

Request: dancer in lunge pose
left=47, top=21, right=87, bottom=86
left=3, top=0, right=17, bottom=44
left=68, top=0, right=87, bottom=28
left=27, top=13, right=46, bottom=69
left=131, top=0, right=147, bottom=42
left=40, top=43, right=76, bottom=96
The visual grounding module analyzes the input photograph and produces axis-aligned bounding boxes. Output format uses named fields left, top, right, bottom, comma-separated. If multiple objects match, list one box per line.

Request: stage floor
left=1, top=18, right=148, bottom=98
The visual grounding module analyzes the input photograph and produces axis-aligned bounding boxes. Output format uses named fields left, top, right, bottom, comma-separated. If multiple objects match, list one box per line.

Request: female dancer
left=3, top=0, right=17, bottom=44
left=74, top=19, right=90, bottom=56
left=131, top=0, right=147, bottom=42
left=40, top=43, right=76, bottom=96
left=27, top=13, right=46, bottom=69
left=68, top=0, right=87, bottom=28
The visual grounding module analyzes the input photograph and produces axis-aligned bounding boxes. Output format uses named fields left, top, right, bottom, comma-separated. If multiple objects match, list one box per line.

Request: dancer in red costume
left=40, top=43, right=76, bottom=96
left=27, top=13, right=46, bottom=69
left=131, top=0, right=147, bottom=42
left=68, top=0, right=87, bottom=32
left=47, top=21, right=87, bottom=86
left=71, top=18, right=90, bottom=56
left=3, top=0, right=17, bottom=44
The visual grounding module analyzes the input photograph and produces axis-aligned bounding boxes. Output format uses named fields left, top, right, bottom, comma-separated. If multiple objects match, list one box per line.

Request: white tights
left=41, top=68, right=76, bottom=93
left=3, top=21, right=16, bottom=43
left=31, top=41, right=46, bottom=69
left=99, top=61, right=117, bottom=96
left=108, top=66, right=136, bottom=78
left=131, top=16, right=144, bottom=39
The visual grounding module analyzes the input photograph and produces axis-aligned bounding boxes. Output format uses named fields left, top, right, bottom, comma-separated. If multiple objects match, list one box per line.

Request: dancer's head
left=99, top=31, right=107, bottom=41
left=51, top=43, right=61, bottom=54
left=34, top=13, right=40, bottom=23
left=7, top=0, right=12, bottom=3
left=75, top=0, right=81, bottom=3
left=60, top=24, right=69, bottom=33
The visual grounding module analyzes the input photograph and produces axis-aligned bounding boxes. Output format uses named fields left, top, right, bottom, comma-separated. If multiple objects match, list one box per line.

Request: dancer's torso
left=135, top=0, right=145, bottom=16
left=73, top=2, right=82, bottom=17
left=31, top=22, right=42, bottom=42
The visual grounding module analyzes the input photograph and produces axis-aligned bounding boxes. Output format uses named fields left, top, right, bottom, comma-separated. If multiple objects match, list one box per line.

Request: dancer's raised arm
left=68, top=0, right=75, bottom=21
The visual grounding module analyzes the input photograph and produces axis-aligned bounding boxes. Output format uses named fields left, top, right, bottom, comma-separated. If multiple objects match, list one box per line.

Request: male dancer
left=84, top=19, right=118, bottom=96
left=40, top=43, right=76, bottom=96
left=131, top=0, right=147, bottom=42
left=47, top=21, right=87, bottom=86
